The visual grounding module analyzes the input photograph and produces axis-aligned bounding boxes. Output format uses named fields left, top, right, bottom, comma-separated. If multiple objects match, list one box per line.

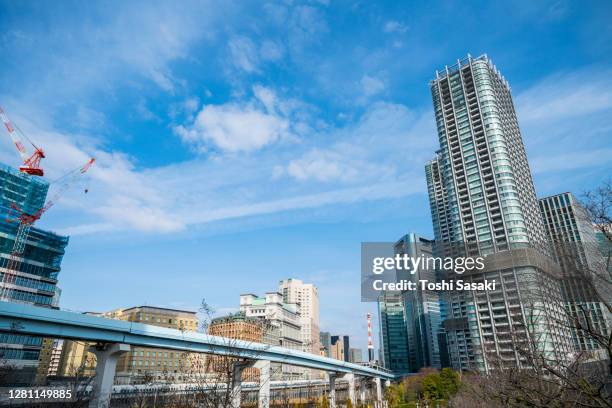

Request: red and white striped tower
left=367, top=312, right=374, bottom=362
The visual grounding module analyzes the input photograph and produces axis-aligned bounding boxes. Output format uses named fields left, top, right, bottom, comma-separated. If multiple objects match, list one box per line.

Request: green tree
left=439, top=368, right=460, bottom=397
left=385, top=383, right=404, bottom=408
left=422, top=374, right=441, bottom=401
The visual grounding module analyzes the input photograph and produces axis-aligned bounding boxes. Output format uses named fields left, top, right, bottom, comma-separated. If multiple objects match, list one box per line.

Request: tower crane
left=0, top=158, right=96, bottom=301
left=0, top=107, right=45, bottom=176
left=0, top=105, right=95, bottom=302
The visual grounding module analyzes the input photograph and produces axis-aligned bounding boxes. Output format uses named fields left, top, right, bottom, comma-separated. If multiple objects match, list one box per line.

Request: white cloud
left=383, top=20, right=408, bottom=34
left=0, top=99, right=436, bottom=237
left=174, top=86, right=295, bottom=153
left=360, top=75, right=385, bottom=97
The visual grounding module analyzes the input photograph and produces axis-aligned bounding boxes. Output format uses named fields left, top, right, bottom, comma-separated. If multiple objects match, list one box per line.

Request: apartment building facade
left=425, top=55, right=573, bottom=371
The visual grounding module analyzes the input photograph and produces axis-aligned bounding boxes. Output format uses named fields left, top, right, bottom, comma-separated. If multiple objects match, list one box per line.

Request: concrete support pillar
left=231, top=361, right=248, bottom=408
left=359, top=378, right=366, bottom=404
left=88, top=343, right=130, bottom=408
left=254, top=360, right=271, bottom=408
left=373, top=377, right=382, bottom=408
left=328, top=373, right=337, bottom=408
left=383, top=379, right=390, bottom=408
left=344, top=373, right=356, bottom=406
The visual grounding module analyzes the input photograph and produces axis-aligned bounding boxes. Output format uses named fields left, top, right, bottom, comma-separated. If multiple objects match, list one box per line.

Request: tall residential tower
left=278, top=278, right=320, bottom=356
left=425, top=55, right=572, bottom=371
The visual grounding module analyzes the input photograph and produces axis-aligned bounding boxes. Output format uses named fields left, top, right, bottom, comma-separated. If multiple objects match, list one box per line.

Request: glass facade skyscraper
left=425, top=55, right=573, bottom=371
left=0, top=162, right=69, bottom=384
left=378, top=233, right=442, bottom=375
left=539, top=192, right=611, bottom=351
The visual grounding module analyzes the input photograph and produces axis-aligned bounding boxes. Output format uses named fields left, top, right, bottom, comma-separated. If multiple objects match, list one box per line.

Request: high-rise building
left=0, top=162, right=69, bottom=385
left=398, top=234, right=442, bottom=371
left=378, top=233, right=443, bottom=375
left=349, top=348, right=363, bottom=363
left=319, top=331, right=331, bottom=358
left=278, top=278, right=320, bottom=355
left=539, top=192, right=611, bottom=351
left=330, top=335, right=350, bottom=362
left=425, top=55, right=573, bottom=371
left=240, top=292, right=303, bottom=379
left=429, top=55, right=549, bottom=253
left=378, top=292, right=409, bottom=374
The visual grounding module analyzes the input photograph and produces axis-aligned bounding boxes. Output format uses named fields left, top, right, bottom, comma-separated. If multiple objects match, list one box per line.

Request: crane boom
left=0, top=107, right=28, bottom=161
left=0, top=106, right=45, bottom=176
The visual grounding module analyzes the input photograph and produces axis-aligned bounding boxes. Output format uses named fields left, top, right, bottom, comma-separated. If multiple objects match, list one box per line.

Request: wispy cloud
left=228, top=36, right=261, bottom=73
left=383, top=20, right=408, bottom=34
left=531, top=148, right=612, bottom=174
left=516, top=68, right=612, bottom=122
left=515, top=67, right=612, bottom=193
left=360, top=75, right=385, bottom=98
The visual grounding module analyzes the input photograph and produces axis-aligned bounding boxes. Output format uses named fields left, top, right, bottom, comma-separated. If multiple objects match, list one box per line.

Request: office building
left=103, top=306, right=200, bottom=380
left=46, top=307, right=202, bottom=382
left=0, top=163, right=69, bottom=385
left=349, top=348, right=363, bottom=364
left=54, top=338, right=97, bottom=378
left=319, top=331, right=331, bottom=358
left=278, top=278, right=320, bottom=355
left=330, top=335, right=350, bottom=362
left=539, top=192, right=611, bottom=350
left=378, top=233, right=443, bottom=375
left=208, top=313, right=265, bottom=381
left=594, top=225, right=611, bottom=272
left=378, top=292, right=409, bottom=374
left=209, top=312, right=264, bottom=343
left=240, top=292, right=303, bottom=379
left=400, top=234, right=442, bottom=370
left=425, top=55, right=573, bottom=371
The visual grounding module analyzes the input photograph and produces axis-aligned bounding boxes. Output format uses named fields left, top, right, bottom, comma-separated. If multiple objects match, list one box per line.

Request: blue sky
left=1, top=0, right=611, bottom=353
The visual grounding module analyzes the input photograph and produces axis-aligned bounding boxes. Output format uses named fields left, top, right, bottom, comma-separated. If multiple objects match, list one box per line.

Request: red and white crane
left=0, top=107, right=46, bottom=177
left=0, top=106, right=95, bottom=302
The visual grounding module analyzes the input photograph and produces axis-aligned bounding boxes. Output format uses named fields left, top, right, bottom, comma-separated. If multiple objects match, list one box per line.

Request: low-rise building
left=52, top=306, right=200, bottom=383
left=208, top=313, right=265, bottom=381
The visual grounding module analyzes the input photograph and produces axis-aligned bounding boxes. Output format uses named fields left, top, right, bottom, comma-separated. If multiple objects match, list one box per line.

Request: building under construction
left=0, top=162, right=69, bottom=384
